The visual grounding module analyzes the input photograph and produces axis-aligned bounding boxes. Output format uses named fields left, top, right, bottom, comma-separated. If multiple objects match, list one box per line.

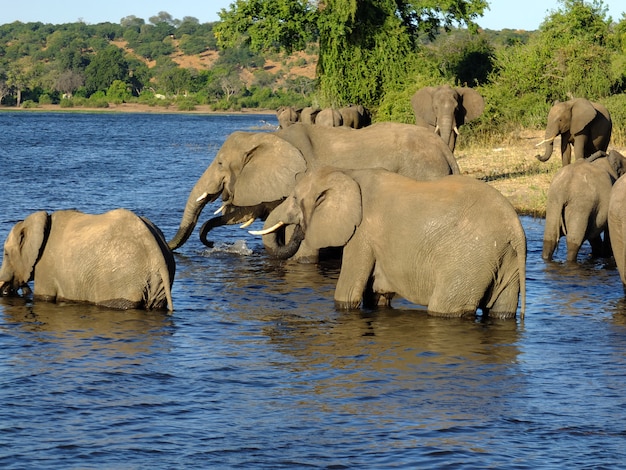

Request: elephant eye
left=315, top=191, right=327, bottom=207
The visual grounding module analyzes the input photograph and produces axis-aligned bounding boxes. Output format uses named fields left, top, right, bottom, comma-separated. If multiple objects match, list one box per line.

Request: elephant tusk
left=249, top=221, right=284, bottom=236
left=453, top=126, right=460, bottom=135
left=213, top=203, right=226, bottom=215
left=535, top=137, right=555, bottom=147
left=239, top=218, right=255, bottom=229
left=196, top=192, right=209, bottom=203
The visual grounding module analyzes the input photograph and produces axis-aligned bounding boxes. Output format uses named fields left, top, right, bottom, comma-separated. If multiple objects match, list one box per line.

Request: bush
left=59, top=98, right=74, bottom=108
left=21, top=100, right=38, bottom=109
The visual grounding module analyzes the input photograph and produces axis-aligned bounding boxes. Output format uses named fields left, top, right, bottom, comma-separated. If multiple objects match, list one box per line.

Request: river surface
left=1, top=111, right=625, bottom=468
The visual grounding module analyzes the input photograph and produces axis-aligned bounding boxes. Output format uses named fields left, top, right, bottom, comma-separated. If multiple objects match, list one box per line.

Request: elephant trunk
left=168, top=189, right=217, bottom=250
left=536, top=137, right=556, bottom=162
left=263, top=224, right=305, bottom=259
left=437, top=115, right=457, bottom=152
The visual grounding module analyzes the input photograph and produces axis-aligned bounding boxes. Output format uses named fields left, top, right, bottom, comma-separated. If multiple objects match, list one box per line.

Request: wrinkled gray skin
left=542, top=150, right=626, bottom=262
left=168, top=122, right=460, bottom=251
left=258, top=167, right=526, bottom=318
left=536, top=98, right=612, bottom=166
left=0, top=209, right=175, bottom=310
left=411, top=84, right=485, bottom=152
left=608, top=165, right=626, bottom=289
left=315, top=108, right=343, bottom=127
left=276, top=105, right=301, bottom=129
left=338, top=104, right=371, bottom=129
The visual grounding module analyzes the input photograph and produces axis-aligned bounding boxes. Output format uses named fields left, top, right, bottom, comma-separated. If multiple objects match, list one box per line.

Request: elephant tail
left=144, top=266, right=174, bottom=312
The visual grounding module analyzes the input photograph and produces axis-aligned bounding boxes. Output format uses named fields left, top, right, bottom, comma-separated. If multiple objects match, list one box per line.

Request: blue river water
left=0, top=111, right=625, bottom=468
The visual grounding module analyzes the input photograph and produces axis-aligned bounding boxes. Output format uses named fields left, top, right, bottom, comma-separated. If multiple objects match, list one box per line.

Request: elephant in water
left=0, top=209, right=175, bottom=310
left=252, top=167, right=526, bottom=319
left=535, top=98, right=612, bottom=166
left=411, top=84, right=485, bottom=152
left=608, top=163, right=626, bottom=290
left=542, top=149, right=626, bottom=262
left=168, top=122, right=460, bottom=251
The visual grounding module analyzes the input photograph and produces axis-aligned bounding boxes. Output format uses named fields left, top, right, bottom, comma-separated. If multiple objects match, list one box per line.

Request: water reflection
left=0, top=297, right=173, bottom=363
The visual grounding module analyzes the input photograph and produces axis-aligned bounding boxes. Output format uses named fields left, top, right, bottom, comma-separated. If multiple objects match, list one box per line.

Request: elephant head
left=276, top=106, right=301, bottom=129
left=168, top=131, right=307, bottom=250
left=252, top=167, right=363, bottom=260
left=0, top=211, right=49, bottom=296
left=535, top=98, right=611, bottom=165
left=410, top=85, right=484, bottom=152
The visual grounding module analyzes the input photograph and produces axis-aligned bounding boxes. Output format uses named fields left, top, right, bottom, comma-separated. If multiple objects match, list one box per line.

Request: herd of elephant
left=1, top=84, right=623, bottom=320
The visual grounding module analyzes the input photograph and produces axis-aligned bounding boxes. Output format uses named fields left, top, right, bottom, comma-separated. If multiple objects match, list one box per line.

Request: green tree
left=84, top=45, right=129, bottom=95
left=216, top=0, right=486, bottom=107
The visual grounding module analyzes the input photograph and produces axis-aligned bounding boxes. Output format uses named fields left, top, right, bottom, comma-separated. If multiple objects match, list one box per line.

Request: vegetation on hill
left=0, top=0, right=625, bottom=147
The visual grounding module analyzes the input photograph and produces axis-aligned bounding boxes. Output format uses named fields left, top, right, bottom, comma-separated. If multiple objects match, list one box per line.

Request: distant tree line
left=1, top=1, right=626, bottom=144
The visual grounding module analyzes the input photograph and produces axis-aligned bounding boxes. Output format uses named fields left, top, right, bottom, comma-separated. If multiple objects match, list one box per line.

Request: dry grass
left=456, top=128, right=626, bottom=217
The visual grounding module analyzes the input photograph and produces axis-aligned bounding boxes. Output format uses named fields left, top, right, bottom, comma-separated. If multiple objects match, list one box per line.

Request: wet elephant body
left=255, top=168, right=526, bottom=319
left=0, top=209, right=175, bottom=310
left=168, top=122, right=460, bottom=251
left=542, top=150, right=626, bottom=262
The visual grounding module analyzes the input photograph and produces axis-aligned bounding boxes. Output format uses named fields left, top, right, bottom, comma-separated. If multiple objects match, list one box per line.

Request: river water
left=0, top=111, right=625, bottom=468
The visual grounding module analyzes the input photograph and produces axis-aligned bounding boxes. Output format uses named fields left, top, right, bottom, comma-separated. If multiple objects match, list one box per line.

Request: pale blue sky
left=0, top=1, right=623, bottom=31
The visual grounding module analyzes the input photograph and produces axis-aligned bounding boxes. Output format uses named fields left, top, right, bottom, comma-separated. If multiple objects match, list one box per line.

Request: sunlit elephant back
left=167, top=122, right=460, bottom=251
left=411, top=84, right=485, bottom=153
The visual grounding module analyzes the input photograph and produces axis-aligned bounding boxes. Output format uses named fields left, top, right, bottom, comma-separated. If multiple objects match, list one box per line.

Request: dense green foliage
left=0, top=0, right=625, bottom=145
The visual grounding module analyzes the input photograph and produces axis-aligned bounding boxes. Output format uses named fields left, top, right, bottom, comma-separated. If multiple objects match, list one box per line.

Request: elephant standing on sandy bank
left=338, top=104, right=371, bottom=129
left=0, top=209, right=175, bottom=310
left=411, top=84, right=485, bottom=152
left=542, top=150, right=626, bottom=262
left=536, top=98, right=612, bottom=166
left=253, top=167, right=526, bottom=318
left=167, top=122, right=460, bottom=252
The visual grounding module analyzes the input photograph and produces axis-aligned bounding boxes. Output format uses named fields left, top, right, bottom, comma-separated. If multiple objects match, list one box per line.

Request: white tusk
left=536, top=137, right=555, bottom=147
left=239, top=218, right=255, bottom=229
left=249, top=221, right=285, bottom=236
left=453, top=126, right=460, bottom=135
left=213, top=203, right=226, bottom=215
left=196, top=192, right=208, bottom=203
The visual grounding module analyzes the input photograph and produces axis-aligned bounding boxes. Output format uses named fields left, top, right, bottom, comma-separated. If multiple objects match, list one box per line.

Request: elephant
left=410, top=84, right=485, bottom=152
left=315, top=108, right=343, bottom=127
left=535, top=98, right=612, bottom=166
left=252, top=167, right=526, bottom=318
left=541, top=149, right=626, bottom=262
left=276, top=105, right=301, bottom=128
left=300, top=106, right=321, bottom=124
left=167, top=122, right=461, bottom=251
left=338, top=104, right=371, bottom=129
left=0, top=209, right=175, bottom=310
left=608, top=165, right=626, bottom=290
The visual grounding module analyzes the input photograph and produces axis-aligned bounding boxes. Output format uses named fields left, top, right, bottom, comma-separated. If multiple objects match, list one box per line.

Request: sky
left=0, top=1, right=624, bottom=31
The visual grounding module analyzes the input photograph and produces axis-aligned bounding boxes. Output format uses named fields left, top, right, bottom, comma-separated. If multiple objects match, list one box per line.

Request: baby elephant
left=542, top=150, right=626, bottom=262
left=0, top=209, right=175, bottom=310
left=253, top=167, right=526, bottom=319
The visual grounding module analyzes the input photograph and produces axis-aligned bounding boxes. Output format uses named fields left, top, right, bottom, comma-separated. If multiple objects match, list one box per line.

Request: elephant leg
left=334, top=237, right=375, bottom=310
left=542, top=238, right=559, bottom=261
left=562, top=143, right=572, bottom=166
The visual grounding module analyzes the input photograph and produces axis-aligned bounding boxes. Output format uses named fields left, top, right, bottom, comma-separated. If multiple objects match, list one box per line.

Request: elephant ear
left=7, top=211, right=49, bottom=285
left=411, top=87, right=437, bottom=126
left=571, top=99, right=597, bottom=135
left=457, top=87, right=485, bottom=123
left=303, top=169, right=363, bottom=249
left=608, top=150, right=626, bottom=178
left=232, top=133, right=307, bottom=206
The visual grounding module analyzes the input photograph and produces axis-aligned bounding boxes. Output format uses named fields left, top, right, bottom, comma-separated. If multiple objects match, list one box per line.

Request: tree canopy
left=216, top=0, right=487, bottom=106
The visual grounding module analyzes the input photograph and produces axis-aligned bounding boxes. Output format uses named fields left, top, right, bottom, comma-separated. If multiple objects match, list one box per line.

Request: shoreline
left=0, top=103, right=278, bottom=115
